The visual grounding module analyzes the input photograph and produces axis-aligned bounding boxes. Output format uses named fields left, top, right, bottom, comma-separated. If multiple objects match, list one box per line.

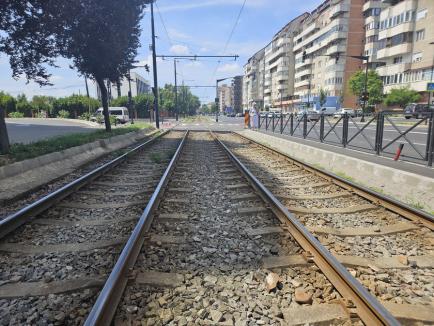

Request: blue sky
left=0, top=0, right=320, bottom=103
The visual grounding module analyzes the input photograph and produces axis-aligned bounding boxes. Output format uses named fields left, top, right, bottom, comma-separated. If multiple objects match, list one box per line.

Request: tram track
left=215, top=131, right=434, bottom=324
left=85, top=131, right=397, bottom=326
left=0, top=131, right=186, bottom=325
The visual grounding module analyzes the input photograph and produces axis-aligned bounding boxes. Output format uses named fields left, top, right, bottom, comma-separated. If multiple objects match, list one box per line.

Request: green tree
left=384, top=87, right=421, bottom=108
left=0, top=91, right=16, bottom=115
left=31, top=95, right=54, bottom=117
left=111, top=96, right=130, bottom=108
left=134, top=93, right=154, bottom=118
left=348, top=70, right=383, bottom=108
left=16, top=94, right=33, bottom=117
left=319, top=88, right=327, bottom=107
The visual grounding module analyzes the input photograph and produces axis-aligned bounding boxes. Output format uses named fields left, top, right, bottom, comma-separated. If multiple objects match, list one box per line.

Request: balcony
left=294, top=79, right=310, bottom=88
left=380, top=23, right=415, bottom=41
left=330, top=2, right=349, bottom=19
left=295, top=58, right=312, bottom=69
left=376, top=43, right=412, bottom=59
left=326, top=44, right=346, bottom=55
left=295, top=68, right=311, bottom=79
left=376, top=62, right=411, bottom=75
left=363, top=0, right=385, bottom=12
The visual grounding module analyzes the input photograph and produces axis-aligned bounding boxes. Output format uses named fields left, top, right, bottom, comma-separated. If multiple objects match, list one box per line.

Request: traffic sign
left=427, top=82, right=434, bottom=91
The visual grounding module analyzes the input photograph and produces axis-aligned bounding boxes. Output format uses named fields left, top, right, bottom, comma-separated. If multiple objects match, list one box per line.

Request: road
left=6, top=118, right=99, bottom=144
left=175, top=114, right=431, bottom=164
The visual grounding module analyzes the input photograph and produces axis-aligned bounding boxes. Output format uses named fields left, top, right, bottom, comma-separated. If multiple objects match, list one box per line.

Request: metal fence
left=258, top=112, right=434, bottom=166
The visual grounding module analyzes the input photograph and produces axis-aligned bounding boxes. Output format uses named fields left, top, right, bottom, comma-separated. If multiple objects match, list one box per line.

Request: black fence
left=258, top=112, right=434, bottom=167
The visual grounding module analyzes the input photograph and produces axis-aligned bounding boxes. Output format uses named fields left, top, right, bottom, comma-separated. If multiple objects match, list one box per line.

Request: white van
left=317, top=107, right=339, bottom=116
left=94, top=107, right=129, bottom=124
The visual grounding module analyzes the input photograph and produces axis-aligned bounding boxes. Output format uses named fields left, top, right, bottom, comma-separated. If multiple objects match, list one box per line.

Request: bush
left=57, top=110, right=70, bottom=119
left=109, top=115, right=117, bottom=126
left=8, top=111, right=24, bottom=118
left=95, top=115, right=104, bottom=124
left=79, top=112, right=92, bottom=121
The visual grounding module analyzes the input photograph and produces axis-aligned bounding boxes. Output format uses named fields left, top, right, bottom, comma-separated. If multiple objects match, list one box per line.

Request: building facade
left=232, top=76, right=244, bottom=113
left=218, top=84, right=233, bottom=112
left=372, top=0, right=434, bottom=103
left=243, top=48, right=265, bottom=110
left=95, top=71, right=151, bottom=102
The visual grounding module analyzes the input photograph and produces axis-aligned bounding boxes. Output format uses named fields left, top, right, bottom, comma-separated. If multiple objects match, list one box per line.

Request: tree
left=319, top=88, right=327, bottom=107
left=31, top=95, right=54, bottom=117
left=56, top=0, right=150, bottom=131
left=0, top=92, right=16, bottom=153
left=16, top=94, right=33, bottom=117
left=111, top=96, right=130, bottom=108
left=348, top=70, right=383, bottom=108
left=384, top=87, right=421, bottom=108
left=134, top=93, right=153, bottom=118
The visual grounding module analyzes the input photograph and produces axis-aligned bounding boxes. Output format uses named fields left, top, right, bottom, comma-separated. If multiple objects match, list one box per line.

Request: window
left=416, top=29, right=425, bottom=41
left=416, top=9, right=427, bottom=20
left=412, top=52, right=422, bottom=63
left=393, top=56, right=403, bottom=64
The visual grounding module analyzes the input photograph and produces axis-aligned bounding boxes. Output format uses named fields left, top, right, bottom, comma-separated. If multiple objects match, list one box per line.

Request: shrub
left=8, top=111, right=24, bottom=118
left=95, top=115, right=104, bottom=124
left=57, top=110, right=70, bottom=119
left=79, top=112, right=92, bottom=121
left=109, top=115, right=117, bottom=126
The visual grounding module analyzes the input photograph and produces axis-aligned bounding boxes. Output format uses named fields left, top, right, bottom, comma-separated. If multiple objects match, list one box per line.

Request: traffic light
left=144, top=64, right=150, bottom=72
left=302, top=51, right=307, bottom=63
left=360, top=91, right=369, bottom=102
left=335, top=54, right=340, bottom=63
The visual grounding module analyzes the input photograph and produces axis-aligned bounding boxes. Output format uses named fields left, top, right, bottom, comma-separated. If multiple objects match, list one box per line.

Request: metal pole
left=215, top=80, right=219, bottom=122
left=428, top=112, right=434, bottom=167
left=85, top=76, right=91, bottom=115
left=151, top=1, right=159, bottom=128
left=307, top=78, right=311, bottom=110
left=128, top=70, right=134, bottom=124
left=174, top=60, right=178, bottom=121
left=361, top=57, right=369, bottom=123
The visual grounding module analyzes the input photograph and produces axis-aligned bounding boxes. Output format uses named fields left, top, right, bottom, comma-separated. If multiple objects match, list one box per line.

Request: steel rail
left=84, top=130, right=189, bottom=326
left=0, top=130, right=170, bottom=239
left=212, top=131, right=399, bottom=326
left=234, top=132, right=434, bottom=230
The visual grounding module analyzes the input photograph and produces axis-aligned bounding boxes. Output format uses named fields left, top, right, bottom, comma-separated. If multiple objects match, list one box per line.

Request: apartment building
left=293, top=0, right=365, bottom=109
left=243, top=48, right=265, bottom=109
left=372, top=0, right=434, bottom=103
left=95, top=71, right=151, bottom=101
left=218, top=84, right=233, bottom=112
left=232, top=76, right=243, bottom=113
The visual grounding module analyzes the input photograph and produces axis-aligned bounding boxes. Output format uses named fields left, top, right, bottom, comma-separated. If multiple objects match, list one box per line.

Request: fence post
left=265, top=114, right=268, bottom=131
left=303, top=114, right=307, bottom=138
left=290, top=114, right=294, bottom=135
left=427, top=112, right=434, bottom=167
left=375, top=112, right=384, bottom=155
left=320, top=114, right=325, bottom=142
left=272, top=114, right=275, bottom=132
left=258, top=114, right=261, bottom=129
left=280, top=114, right=284, bottom=134
left=425, top=112, right=433, bottom=160
left=342, top=113, right=348, bottom=147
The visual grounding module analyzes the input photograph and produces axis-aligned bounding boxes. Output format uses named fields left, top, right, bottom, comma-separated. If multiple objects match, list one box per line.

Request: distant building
left=218, top=84, right=233, bottom=112
left=95, top=71, right=150, bottom=101
left=232, top=76, right=243, bottom=113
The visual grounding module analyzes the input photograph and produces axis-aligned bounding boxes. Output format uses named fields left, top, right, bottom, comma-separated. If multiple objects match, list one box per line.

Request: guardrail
left=258, top=112, right=434, bottom=166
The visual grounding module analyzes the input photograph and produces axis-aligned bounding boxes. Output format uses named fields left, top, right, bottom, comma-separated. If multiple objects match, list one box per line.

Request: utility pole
left=128, top=70, right=134, bottom=124
left=174, top=60, right=178, bottom=121
left=151, top=0, right=159, bottom=128
left=85, top=76, right=91, bottom=114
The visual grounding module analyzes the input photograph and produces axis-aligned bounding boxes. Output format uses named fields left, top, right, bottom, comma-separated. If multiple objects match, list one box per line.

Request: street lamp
left=216, top=77, right=235, bottom=122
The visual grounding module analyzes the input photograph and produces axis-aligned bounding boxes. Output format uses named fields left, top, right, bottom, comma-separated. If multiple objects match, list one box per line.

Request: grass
left=334, top=171, right=355, bottom=183
left=150, top=152, right=162, bottom=163
left=4, top=123, right=152, bottom=165
left=406, top=198, right=425, bottom=210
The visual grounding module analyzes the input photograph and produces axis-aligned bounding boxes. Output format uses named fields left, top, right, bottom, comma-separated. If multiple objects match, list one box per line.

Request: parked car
left=91, top=107, right=129, bottom=124
left=404, top=103, right=433, bottom=119
left=317, top=106, right=339, bottom=116
left=333, top=108, right=355, bottom=118
left=297, top=110, right=320, bottom=122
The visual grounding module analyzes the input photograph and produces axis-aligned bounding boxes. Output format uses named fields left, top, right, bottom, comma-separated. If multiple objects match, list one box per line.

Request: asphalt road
left=6, top=118, right=99, bottom=144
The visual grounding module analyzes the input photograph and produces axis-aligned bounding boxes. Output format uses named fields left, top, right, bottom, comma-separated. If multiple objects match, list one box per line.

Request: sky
left=0, top=0, right=320, bottom=104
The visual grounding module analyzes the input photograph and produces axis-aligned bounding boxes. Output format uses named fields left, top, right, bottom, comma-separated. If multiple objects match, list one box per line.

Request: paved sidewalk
left=255, top=129, right=434, bottom=179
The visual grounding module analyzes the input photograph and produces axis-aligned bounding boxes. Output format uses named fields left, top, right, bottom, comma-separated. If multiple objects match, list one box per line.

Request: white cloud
left=199, top=47, right=209, bottom=53
left=168, top=28, right=191, bottom=40
left=169, top=44, right=190, bottom=55
left=217, top=63, right=242, bottom=74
